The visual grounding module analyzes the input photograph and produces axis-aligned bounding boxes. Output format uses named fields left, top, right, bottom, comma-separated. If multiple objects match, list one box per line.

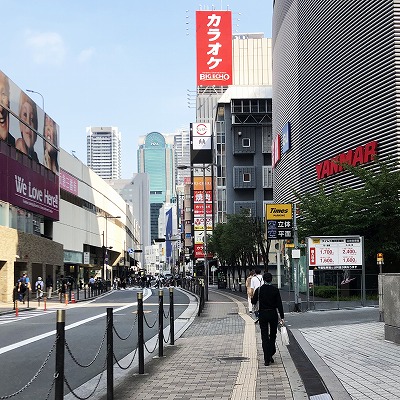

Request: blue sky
left=2, top=1, right=273, bottom=178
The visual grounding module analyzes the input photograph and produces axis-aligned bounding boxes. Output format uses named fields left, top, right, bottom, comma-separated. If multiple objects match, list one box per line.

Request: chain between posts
left=0, top=286, right=178, bottom=400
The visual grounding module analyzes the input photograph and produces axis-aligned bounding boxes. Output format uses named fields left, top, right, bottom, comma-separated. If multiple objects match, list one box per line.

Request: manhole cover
left=218, top=356, right=249, bottom=362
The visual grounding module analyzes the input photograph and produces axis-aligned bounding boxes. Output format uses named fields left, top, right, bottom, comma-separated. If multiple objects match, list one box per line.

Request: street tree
left=208, top=210, right=270, bottom=286
left=295, top=160, right=400, bottom=270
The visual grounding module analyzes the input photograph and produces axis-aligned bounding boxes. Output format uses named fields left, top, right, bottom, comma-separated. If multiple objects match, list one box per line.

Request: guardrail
left=1, top=288, right=176, bottom=400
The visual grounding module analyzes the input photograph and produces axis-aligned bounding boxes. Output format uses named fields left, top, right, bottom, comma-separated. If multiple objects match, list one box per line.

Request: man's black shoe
left=264, top=361, right=270, bottom=366
left=254, top=319, right=259, bottom=324
left=270, top=357, right=274, bottom=363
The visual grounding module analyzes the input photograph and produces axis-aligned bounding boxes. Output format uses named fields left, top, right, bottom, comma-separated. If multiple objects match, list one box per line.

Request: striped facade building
left=272, top=1, right=399, bottom=202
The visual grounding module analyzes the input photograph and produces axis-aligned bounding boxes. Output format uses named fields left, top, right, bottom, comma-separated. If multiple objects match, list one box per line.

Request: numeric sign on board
left=308, top=236, right=363, bottom=270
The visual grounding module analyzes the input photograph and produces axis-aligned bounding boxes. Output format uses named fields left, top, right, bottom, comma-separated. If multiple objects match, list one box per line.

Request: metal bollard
left=169, top=287, right=174, bottom=345
left=55, top=310, right=66, bottom=400
left=137, top=291, right=145, bottom=374
left=158, top=289, right=164, bottom=358
left=106, top=308, right=113, bottom=400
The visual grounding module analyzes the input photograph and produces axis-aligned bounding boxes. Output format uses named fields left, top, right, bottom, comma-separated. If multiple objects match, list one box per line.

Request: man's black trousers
left=258, top=309, right=279, bottom=363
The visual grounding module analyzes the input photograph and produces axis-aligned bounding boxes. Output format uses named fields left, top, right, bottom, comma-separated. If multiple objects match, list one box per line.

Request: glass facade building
left=137, top=132, right=174, bottom=241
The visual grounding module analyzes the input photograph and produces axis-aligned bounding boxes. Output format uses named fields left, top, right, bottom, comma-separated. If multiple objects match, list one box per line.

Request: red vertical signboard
left=196, top=10, right=232, bottom=86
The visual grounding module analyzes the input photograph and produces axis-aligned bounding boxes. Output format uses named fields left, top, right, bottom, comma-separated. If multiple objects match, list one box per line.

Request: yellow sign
left=377, top=253, right=384, bottom=262
left=266, top=204, right=293, bottom=221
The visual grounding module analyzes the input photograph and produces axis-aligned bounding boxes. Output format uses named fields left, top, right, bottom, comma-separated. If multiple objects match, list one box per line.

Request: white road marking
left=0, top=289, right=152, bottom=355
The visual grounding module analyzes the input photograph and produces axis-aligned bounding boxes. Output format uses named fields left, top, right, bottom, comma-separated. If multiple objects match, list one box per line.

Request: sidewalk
left=2, top=287, right=400, bottom=399
left=107, top=287, right=400, bottom=400
left=109, top=287, right=307, bottom=400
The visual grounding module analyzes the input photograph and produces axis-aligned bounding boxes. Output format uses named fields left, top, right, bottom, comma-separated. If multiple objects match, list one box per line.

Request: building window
left=242, top=138, right=250, bottom=147
left=243, top=173, right=251, bottom=182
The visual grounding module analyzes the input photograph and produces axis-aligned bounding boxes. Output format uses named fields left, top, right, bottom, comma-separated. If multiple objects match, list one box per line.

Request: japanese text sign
left=308, top=236, right=363, bottom=270
left=196, top=10, right=232, bottom=86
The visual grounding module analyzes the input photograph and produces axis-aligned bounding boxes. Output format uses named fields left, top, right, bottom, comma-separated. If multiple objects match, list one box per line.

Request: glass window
left=242, top=138, right=250, bottom=147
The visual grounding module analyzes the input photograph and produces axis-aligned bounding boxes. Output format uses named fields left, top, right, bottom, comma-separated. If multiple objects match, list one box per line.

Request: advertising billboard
left=265, top=203, right=293, bottom=239
left=0, top=70, right=60, bottom=220
left=0, top=69, right=60, bottom=173
left=307, top=236, right=363, bottom=270
left=196, top=10, right=232, bottom=86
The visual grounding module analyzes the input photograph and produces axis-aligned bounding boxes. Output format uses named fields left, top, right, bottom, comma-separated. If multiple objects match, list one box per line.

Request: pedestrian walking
left=246, top=270, right=255, bottom=313
left=46, top=274, right=53, bottom=299
left=250, top=267, right=263, bottom=323
left=16, top=272, right=30, bottom=303
left=58, top=275, right=69, bottom=304
left=35, top=276, right=44, bottom=299
left=251, top=272, right=284, bottom=366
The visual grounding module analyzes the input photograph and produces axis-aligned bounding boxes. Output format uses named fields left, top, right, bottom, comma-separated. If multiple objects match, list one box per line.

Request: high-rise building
left=87, top=126, right=121, bottom=179
left=106, top=173, right=151, bottom=267
left=137, top=132, right=174, bottom=241
left=173, top=128, right=191, bottom=185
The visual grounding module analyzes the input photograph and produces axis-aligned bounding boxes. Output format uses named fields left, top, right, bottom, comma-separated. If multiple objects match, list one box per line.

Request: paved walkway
left=110, top=288, right=307, bottom=400
left=2, top=287, right=400, bottom=399
left=107, top=288, right=400, bottom=400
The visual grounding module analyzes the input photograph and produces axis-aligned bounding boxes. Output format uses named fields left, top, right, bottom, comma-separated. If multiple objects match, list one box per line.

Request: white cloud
left=25, top=31, right=66, bottom=66
left=78, top=47, right=95, bottom=63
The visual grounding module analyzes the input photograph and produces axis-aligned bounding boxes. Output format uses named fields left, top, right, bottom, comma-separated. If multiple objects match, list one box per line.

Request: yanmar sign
left=315, top=141, right=378, bottom=180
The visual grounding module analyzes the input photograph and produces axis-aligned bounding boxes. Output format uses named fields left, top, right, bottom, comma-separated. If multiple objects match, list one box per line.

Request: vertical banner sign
left=271, top=134, right=281, bottom=167
left=193, top=165, right=213, bottom=258
left=196, top=10, right=232, bottom=86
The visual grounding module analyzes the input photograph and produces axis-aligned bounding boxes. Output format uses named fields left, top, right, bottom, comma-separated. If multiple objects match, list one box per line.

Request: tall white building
left=172, top=128, right=191, bottom=186
left=87, top=126, right=121, bottom=179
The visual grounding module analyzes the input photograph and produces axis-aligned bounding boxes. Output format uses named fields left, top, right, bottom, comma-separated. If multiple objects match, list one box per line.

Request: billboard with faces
left=0, top=69, right=59, bottom=220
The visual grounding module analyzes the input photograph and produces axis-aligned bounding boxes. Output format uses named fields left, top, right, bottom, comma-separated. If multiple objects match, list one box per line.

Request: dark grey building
left=272, top=0, right=398, bottom=202
left=215, top=87, right=273, bottom=221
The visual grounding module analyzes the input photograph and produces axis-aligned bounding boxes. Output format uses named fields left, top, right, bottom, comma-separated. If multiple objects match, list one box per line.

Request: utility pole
left=292, top=204, right=301, bottom=312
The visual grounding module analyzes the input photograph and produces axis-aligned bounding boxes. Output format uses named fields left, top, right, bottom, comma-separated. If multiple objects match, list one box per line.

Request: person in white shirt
left=246, top=270, right=255, bottom=313
left=250, top=267, right=263, bottom=323
left=35, top=277, right=44, bottom=299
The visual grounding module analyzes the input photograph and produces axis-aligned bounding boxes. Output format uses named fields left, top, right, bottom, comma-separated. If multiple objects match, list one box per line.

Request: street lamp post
left=178, top=163, right=215, bottom=301
left=26, top=89, right=45, bottom=110
left=102, top=215, right=121, bottom=281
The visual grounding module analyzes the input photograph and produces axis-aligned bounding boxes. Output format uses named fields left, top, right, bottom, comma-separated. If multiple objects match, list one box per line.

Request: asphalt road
left=0, top=287, right=190, bottom=400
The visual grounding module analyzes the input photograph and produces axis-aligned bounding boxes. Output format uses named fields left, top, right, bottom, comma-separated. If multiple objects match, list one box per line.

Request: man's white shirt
left=250, top=274, right=263, bottom=292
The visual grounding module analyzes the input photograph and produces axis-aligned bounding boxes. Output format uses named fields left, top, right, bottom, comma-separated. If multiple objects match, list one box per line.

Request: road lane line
left=0, top=289, right=152, bottom=355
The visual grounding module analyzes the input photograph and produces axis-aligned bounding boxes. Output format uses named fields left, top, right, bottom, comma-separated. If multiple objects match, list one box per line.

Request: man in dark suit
left=252, top=272, right=285, bottom=366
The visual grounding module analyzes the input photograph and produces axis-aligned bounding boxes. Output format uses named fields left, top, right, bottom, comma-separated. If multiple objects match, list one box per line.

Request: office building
left=214, top=34, right=273, bottom=223
left=272, top=1, right=397, bottom=202
left=137, top=132, right=174, bottom=241
left=106, top=174, right=151, bottom=269
left=87, top=126, right=121, bottom=180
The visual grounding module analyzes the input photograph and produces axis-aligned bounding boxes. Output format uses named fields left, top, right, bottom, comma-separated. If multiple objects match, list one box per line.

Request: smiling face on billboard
left=0, top=71, right=10, bottom=141
left=16, top=92, right=38, bottom=161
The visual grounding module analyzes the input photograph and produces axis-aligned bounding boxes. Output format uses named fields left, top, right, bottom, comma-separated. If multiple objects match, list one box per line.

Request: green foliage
left=312, top=285, right=337, bottom=298
left=296, top=159, right=400, bottom=268
left=208, top=210, right=267, bottom=267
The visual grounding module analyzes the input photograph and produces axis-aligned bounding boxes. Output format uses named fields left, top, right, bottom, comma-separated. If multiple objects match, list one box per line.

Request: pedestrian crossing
left=0, top=308, right=55, bottom=325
